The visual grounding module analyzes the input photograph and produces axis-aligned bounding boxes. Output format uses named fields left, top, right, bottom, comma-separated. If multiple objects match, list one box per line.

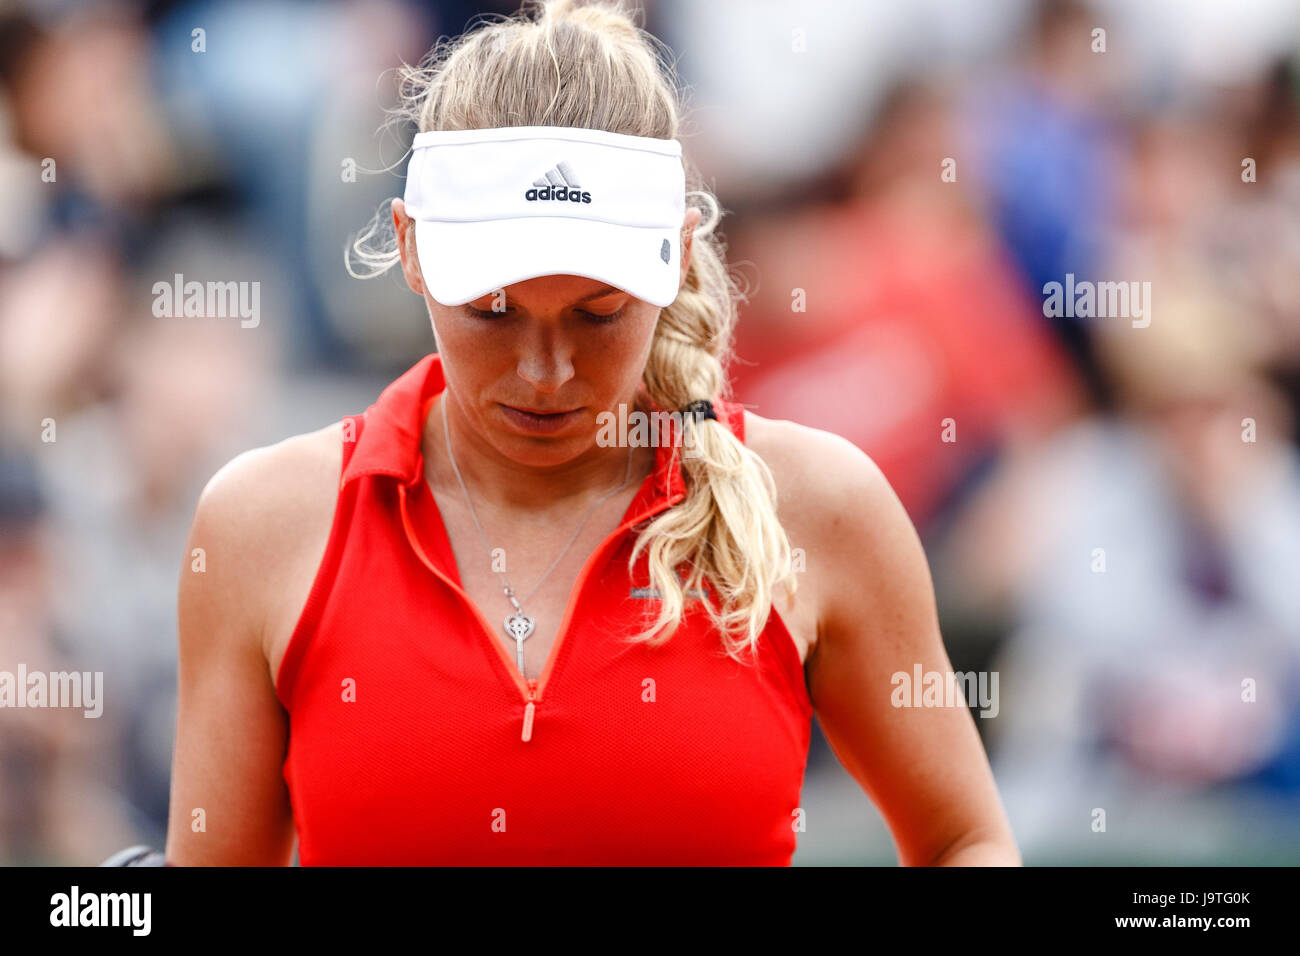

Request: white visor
left=402, top=125, right=686, bottom=308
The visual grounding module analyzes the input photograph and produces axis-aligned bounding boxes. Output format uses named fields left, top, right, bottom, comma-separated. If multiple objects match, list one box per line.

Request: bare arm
left=793, top=428, right=1021, bottom=866
left=162, top=444, right=304, bottom=863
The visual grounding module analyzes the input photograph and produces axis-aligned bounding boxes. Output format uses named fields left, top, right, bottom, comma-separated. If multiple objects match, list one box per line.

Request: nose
left=514, top=324, right=576, bottom=395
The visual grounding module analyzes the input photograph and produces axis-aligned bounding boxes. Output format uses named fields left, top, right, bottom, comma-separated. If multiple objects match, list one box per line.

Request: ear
left=679, top=206, right=702, bottom=286
left=392, top=199, right=426, bottom=295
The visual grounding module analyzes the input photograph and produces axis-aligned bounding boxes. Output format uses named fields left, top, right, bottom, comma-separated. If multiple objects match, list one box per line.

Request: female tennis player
left=163, top=0, right=1020, bottom=866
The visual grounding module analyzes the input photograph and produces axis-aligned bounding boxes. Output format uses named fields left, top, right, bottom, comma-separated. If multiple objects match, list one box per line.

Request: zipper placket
left=399, top=480, right=684, bottom=742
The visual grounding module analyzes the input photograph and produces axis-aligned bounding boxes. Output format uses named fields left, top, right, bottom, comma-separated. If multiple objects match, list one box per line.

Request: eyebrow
left=575, top=285, right=624, bottom=302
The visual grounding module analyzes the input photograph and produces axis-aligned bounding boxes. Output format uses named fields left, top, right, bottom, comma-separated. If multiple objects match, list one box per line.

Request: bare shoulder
left=193, top=421, right=343, bottom=549
left=183, top=422, right=344, bottom=661
left=741, top=409, right=925, bottom=650
left=741, top=408, right=895, bottom=533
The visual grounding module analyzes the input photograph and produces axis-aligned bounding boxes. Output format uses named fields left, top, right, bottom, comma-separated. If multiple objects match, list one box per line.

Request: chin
left=501, top=436, right=599, bottom=471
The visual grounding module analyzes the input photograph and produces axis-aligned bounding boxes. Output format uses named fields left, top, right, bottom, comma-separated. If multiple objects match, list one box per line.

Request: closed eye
left=464, top=305, right=625, bottom=324
left=580, top=307, right=625, bottom=324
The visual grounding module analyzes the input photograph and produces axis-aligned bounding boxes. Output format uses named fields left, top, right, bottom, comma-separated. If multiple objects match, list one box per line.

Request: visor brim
left=413, top=217, right=682, bottom=308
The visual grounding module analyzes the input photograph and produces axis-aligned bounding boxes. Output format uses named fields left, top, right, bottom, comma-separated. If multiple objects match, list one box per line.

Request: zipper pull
left=521, top=681, right=538, bottom=742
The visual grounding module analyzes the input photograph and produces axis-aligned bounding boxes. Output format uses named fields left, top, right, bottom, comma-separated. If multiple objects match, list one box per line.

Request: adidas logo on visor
left=525, top=161, right=593, bottom=204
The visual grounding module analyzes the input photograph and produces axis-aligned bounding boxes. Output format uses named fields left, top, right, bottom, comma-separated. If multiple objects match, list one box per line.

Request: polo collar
left=340, top=352, right=690, bottom=505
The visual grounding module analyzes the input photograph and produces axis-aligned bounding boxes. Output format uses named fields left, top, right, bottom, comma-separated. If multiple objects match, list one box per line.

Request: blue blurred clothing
left=962, top=72, right=1124, bottom=404
left=965, top=72, right=1122, bottom=305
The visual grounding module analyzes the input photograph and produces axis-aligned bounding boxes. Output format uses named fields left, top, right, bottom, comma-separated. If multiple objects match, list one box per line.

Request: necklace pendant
left=504, top=613, right=535, bottom=643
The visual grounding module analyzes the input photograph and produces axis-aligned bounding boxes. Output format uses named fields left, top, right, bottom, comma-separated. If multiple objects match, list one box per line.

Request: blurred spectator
left=0, top=235, right=123, bottom=433
left=0, top=442, right=139, bottom=864
left=727, top=80, right=1086, bottom=537
left=30, top=219, right=278, bottom=840
left=148, top=0, right=444, bottom=370
left=1211, top=55, right=1300, bottom=437
left=960, top=0, right=1128, bottom=405
left=935, top=287, right=1300, bottom=860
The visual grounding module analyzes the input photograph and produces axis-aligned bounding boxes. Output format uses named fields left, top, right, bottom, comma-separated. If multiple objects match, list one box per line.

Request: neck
left=424, top=390, right=656, bottom=515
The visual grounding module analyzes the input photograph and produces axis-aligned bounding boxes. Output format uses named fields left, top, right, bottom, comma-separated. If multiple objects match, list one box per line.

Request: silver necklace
left=440, top=394, right=636, bottom=679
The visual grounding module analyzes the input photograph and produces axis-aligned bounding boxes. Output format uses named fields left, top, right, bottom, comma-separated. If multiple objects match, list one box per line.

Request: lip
left=498, top=403, right=584, bottom=434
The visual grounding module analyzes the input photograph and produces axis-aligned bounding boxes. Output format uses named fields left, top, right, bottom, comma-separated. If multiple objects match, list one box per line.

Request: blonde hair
left=350, top=0, right=796, bottom=663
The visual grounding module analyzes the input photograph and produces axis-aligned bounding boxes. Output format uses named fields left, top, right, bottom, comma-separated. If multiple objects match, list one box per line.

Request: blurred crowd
left=1, top=0, right=1298, bottom=864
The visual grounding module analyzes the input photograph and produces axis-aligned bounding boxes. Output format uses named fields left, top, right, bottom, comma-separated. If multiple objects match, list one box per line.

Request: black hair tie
left=681, top=399, right=717, bottom=422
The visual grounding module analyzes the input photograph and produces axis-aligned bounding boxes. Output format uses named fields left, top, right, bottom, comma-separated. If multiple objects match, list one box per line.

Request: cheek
left=428, top=311, right=520, bottom=379
left=583, top=312, right=660, bottom=386
left=593, top=312, right=658, bottom=358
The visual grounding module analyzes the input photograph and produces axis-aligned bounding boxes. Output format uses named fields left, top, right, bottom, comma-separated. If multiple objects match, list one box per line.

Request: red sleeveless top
left=275, top=353, right=813, bottom=865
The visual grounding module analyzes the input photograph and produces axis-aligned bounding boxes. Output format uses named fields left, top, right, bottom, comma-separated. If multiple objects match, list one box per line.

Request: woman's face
left=393, top=200, right=699, bottom=468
